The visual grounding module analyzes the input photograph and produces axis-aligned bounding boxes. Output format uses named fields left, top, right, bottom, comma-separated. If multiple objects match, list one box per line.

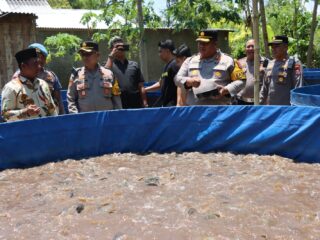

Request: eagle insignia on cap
left=82, top=42, right=87, bottom=47
left=200, top=32, right=205, bottom=36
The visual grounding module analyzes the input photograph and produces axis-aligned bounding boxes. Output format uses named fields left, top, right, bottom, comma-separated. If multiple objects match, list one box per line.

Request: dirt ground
left=0, top=152, right=319, bottom=240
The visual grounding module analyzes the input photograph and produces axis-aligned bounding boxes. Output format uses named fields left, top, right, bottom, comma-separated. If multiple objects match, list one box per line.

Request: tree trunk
left=252, top=0, right=260, bottom=105
left=307, top=0, right=319, bottom=67
left=259, top=0, right=270, bottom=58
left=246, top=0, right=253, bottom=34
left=136, top=0, right=149, bottom=81
left=293, top=0, right=298, bottom=52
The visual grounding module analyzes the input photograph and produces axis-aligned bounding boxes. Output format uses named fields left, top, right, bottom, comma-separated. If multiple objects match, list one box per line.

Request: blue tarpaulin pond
left=0, top=105, right=319, bottom=169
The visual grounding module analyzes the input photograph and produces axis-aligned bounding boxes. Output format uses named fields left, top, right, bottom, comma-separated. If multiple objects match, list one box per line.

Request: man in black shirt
left=105, top=36, right=148, bottom=109
left=145, top=39, right=179, bottom=107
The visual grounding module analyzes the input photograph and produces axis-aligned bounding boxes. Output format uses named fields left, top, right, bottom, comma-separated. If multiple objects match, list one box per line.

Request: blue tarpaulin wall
left=0, top=105, right=319, bottom=169
left=303, top=68, right=320, bottom=85
left=291, top=84, right=320, bottom=106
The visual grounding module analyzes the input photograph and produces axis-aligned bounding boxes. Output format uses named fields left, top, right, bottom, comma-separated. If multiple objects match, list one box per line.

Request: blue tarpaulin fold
left=0, top=105, right=319, bottom=169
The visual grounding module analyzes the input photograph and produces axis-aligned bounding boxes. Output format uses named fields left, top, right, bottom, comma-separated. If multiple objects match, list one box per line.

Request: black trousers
left=236, top=99, right=254, bottom=105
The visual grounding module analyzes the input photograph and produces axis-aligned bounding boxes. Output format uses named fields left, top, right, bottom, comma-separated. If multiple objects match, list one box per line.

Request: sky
left=148, top=0, right=319, bottom=15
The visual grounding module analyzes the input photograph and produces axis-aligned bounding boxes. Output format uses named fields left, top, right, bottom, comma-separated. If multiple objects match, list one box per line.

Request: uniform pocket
left=276, top=71, right=288, bottom=85
left=188, top=63, right=201, bottom=77
left=76, top=81, right=89, bottom=98
left=101, top=78, right=113, bottom=98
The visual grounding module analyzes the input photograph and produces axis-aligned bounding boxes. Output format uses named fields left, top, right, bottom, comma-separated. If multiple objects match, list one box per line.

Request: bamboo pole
left=137, top=0, right=149, bottom=81
left=252, top=0, right=260, bottom=105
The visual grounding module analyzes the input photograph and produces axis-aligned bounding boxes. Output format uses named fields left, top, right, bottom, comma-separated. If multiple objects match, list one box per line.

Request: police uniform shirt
left=1, top=75, right=58, bottom=122
left=160, top=59, right=179, bottom=106
left=67, top=66, right=121, bottom=113
left=237, top=57, right=266, bottom=101
left=112, top=59, right=144, bottom=109
left=260, top=57, right=303, bottom=105
left=175, top=50, right=245, bottom=105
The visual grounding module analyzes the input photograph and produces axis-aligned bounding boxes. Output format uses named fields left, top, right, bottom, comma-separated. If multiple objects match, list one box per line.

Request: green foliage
left=80, top=0, right=161, bottom=58
left=165, top=0, right=242, bottom=32
left=266, top=0, right=316, bottom=65
left=68, top=0, right=105, bottom=9
left=44, top=33, right=82, bottom=62
left=47, top=0, right=71, bottom=8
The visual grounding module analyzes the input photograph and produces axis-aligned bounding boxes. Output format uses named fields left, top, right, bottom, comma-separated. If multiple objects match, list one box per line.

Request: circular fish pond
left=0, top=152, right=319, bottom=239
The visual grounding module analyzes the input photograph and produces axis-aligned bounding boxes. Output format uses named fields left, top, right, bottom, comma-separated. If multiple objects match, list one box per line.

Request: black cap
left=268, top=35, right=288, bottom=46
left=15, top=48, right=38, bottom=65
left=196, top=30, right=218, bottom=42
left=79, top=41, right=99, bottom=52
left=158, top=39, right=175, bottom=52
left=173, top=44, right=191, bottom=58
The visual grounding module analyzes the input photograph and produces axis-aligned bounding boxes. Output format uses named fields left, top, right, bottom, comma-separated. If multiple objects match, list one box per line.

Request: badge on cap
left=82, top=42, right=87, bottom=47
left=200, top=32, right=205, bottom=36
left=214, top=71, right=222, bottom=78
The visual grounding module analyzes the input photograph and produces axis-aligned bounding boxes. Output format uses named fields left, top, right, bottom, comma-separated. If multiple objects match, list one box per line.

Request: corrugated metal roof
left=36, top=9, right=112, bottom=29
left=0, top=0, right=51, bottom=14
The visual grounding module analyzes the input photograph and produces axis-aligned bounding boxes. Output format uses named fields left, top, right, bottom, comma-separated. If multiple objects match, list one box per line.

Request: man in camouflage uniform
left=1, top=48, right=57, bottom=122
left=236, top=39, right=268, bottom=105
left=67, top=41, right=122, bottom=113
left=260, top=35, right=303, bottom=105
left=175, top=30, right=246, bottom=105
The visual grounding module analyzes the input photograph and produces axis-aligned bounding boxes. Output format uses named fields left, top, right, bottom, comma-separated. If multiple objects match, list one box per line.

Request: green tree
left=44, top=33, right=82, bottom=62
left=47, top=0, right=72, bottom=8
left=266, top=0, right=313, bottom=63
left=165, top=0, right=242, bottom=32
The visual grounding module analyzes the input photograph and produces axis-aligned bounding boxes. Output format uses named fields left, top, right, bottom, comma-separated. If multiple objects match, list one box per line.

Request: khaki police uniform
left=67, top=65, right=122, bottom=113
left=176, top=50, right=246, bottom=105
left=1, top=75, right=58, bottom=122
left=260, top=56, right=303, bottom=105
left=237, top=56, right=267, bottom=104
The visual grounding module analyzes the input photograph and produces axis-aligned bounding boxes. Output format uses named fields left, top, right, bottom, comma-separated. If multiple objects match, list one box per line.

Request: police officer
left=67, top=41, right=122, bottom=113
left=175, top=30, right=246, bottom=105
left=1, top=48, right=57, bottom=122
left=260, top=35, right=303, bottom=105
left=145, top=39, right=179, bottom=107
left=173, top=44, right=192, bottom=106
left=105, top=36, right=147, bottom=109
left=236, top=39, right=268, bottom=105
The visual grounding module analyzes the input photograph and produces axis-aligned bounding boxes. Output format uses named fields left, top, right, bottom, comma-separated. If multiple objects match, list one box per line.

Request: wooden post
left=252, top=0, right=260, bottom=105
left=136, top=0, right=149, bottom=81
left=307, top=0, right=318, bottom=67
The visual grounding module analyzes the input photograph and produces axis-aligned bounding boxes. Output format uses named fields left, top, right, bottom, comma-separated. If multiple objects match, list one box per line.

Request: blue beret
left=28, top=43, right=48, bottom=57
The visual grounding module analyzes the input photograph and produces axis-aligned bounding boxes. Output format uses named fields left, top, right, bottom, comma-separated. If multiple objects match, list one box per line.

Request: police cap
left=15, top=48, right=38, bottom=65
left=196, top=30, right=218, bottom=43
left=173, top=44, right=191, bottom=58
left=28, top=43, right=48, bottom=57
left=268, top=35, right=288, bottom=46
left=79, top=41, right=99, bottom=53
